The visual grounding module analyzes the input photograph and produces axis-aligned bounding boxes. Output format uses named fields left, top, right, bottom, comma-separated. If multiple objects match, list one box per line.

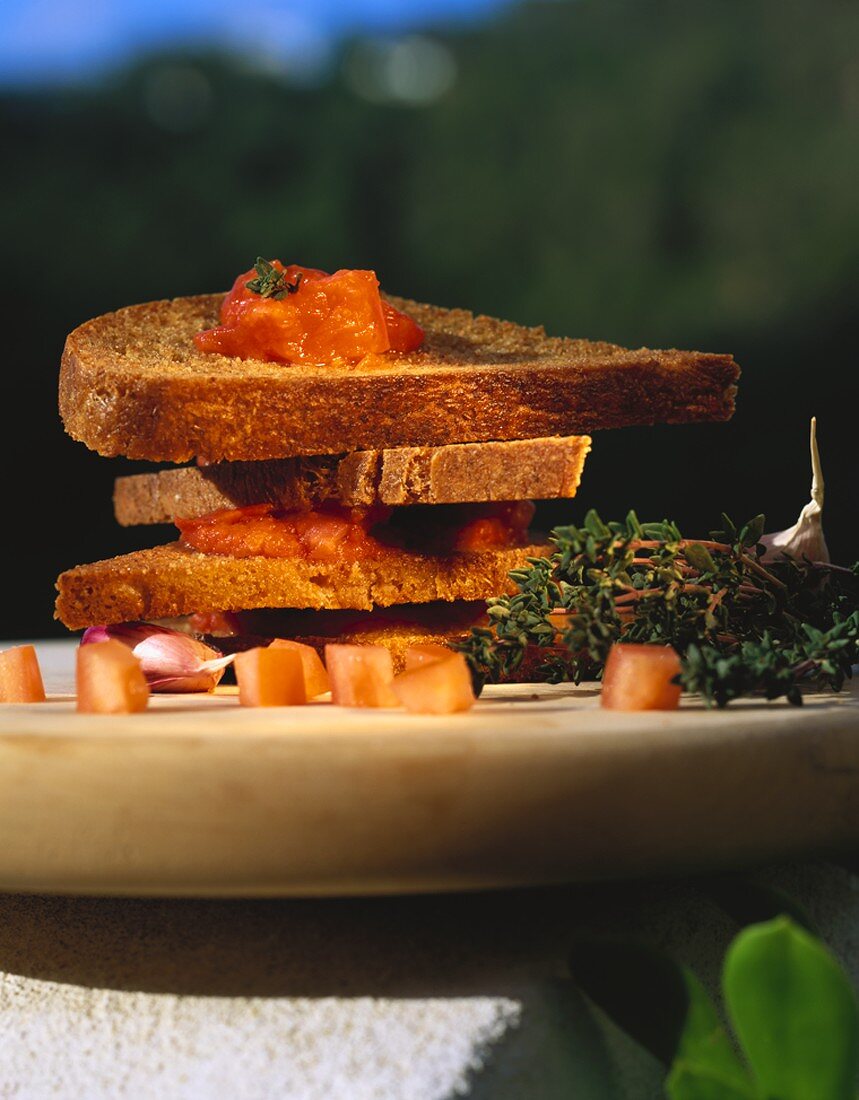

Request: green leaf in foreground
left=568, top=937, right=754, bottom=1098
left=723, top=916, right=859, bottom=1100
left=666, top=969, right=754, bottom=1099
left=569, top=916, right=859, bottom=1100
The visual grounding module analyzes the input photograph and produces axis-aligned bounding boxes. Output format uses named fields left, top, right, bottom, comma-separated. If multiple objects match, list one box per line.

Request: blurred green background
left=1, top=0, right=856, bottom=639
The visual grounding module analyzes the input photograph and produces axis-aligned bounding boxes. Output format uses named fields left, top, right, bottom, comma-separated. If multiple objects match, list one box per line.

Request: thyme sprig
left=245, top=257, right=303, bottom=299
left=456, top=510, right=859, bottom=707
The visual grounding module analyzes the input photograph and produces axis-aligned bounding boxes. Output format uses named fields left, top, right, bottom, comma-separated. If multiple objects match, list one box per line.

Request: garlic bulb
left=81, top=623, right=234, bottom=692
left=760, top=417, right=829, bottom=564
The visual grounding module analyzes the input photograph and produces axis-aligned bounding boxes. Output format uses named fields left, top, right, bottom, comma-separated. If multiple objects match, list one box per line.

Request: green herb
left=665, top=965, right=754, bottom=1098
left=569, top=913, right=859, bottom=1100
left=713, top=917, right=859, bottom=1099
left=245, top=257, right=303, bottom=299
left=455, top=509, right=859, bottom=706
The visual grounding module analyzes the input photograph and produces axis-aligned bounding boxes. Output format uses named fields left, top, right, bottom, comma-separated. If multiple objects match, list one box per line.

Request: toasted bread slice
left=113, top=435, right=592, bottom=525
left=60, top=293, right=739, bottom=463
left=54, top=541, right=548, bottom=629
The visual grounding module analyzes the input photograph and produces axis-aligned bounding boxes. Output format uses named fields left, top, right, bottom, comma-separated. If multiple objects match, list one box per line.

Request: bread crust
left=112, top=435, right=592, bottom=525
left=113, top=458, right=340, bottom=526
left=54, top=541, right=549, bottom=629
left=59, top=293, right=740, bottom=463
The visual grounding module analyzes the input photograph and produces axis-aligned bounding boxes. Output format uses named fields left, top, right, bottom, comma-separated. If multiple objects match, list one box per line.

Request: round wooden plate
left=0, top=641, right=857, bottom=897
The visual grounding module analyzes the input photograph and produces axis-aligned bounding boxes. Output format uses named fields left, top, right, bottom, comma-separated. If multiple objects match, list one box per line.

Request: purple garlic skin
left=81, top=623, right=234, bottom=692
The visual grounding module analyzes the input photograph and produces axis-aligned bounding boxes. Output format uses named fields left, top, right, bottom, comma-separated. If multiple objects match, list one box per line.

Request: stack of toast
left=55, top=291, right=739, bottom=671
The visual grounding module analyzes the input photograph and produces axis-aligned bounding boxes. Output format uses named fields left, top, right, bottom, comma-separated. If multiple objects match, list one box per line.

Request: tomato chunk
left=600, top=643, right=682, bottom=711
left=403, top=644, right=453, bottom=671
left=194, top=261, right=424, bottom=364
left=77, top=640, right=150, bottom=714
left=382, top=300, right=425, bottom=352
left=392, top=653, right=476, bottom=714
left=269, top=639, right=330, bottom=698
left=234, top=646, right=307, bottom=706
left=0, top=645, right=46, bottom=703
left=450, top=501, right=536, bottom=552
left=177, top=500, right=533, bottom=561
left=325, top=644, right=398, bottom=707
left=176, top=503, right=387, bottom=562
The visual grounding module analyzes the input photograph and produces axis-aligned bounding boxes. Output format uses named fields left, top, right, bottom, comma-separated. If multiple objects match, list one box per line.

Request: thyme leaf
left=245, top=257, right=303, bottom=299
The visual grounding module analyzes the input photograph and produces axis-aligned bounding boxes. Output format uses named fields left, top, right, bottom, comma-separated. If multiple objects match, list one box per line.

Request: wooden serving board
left=0, top=641, right=857, bottom=897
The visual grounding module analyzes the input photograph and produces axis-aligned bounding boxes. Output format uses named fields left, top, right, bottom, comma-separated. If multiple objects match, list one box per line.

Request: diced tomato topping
left=194, top=261, right=424, bottom=364
left=381, top=299, right=425, bottom=352
left=600, top=643, right=682, bottom=711
left=234, top=646, right=307, bottom=706
left=176, top=503, right=389, bottom=562
left=176, top=499, right=534, bottom=561
left=325, top=644, right=398, bottom=707
left=0, top=645, right=46, bottom=703
left=269, top=639, right=330, bottom=699
left=77, top=640, right=150, bottom=714
left=392, top=653, right=476, bottom=714
left=451, top=500, right=536, bottom=551
left=189, top=610, right=244, bottom=636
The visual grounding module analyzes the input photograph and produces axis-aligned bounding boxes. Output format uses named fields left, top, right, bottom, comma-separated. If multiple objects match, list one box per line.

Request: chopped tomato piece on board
left=403, top=644, right=453, bottom=671
left=392, top=653, right=476, bottom=715
left=325, top=644, right=398, bottom=707
left=76, top=640, right=150, bottom=714
left=234, top=646, right=307, bottom=706
left=0, top=645, right=46, bottom=703
left=600, top=643, right=682, bottom=711
left=269, top=639, right=330, bottom=698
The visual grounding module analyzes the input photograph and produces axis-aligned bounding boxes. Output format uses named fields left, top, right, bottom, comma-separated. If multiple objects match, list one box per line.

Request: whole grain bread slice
left=113, top=435, right=592, bottom=525
left=54, top=541, right=549, bottom=629
left=60, top=293, right=739, bottom=463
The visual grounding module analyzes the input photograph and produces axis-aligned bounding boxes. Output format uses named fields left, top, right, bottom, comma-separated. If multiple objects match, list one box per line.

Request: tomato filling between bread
left=176, top=501, right=536, bottom=561
left=194, top=260, right=424, bottom=365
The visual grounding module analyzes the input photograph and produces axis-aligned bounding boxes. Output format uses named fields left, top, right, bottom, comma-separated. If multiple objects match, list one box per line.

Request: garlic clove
left=760, top=416, right=830, bottom=564
left=82, top=622, right=159, bottom=649
left=81, top=622, right=235, bottom=692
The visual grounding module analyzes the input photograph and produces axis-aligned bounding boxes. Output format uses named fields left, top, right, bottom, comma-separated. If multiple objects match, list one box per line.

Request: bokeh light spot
left=344, top=35, right=457, bottom=105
